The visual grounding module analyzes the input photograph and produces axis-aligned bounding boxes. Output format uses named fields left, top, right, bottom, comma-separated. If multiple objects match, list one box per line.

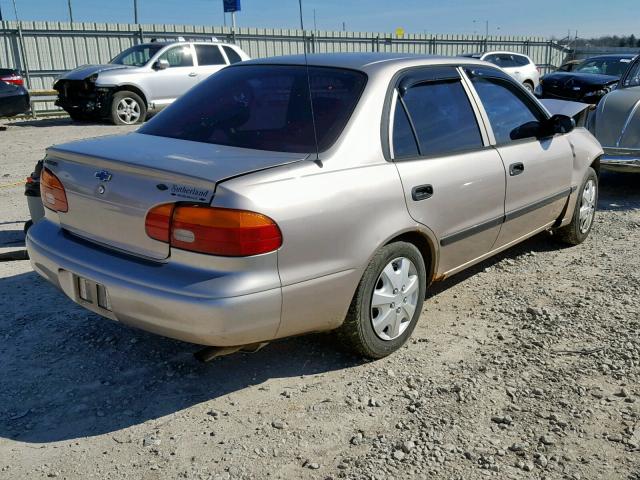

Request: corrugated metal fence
left=1, top=20, right=571, bottom=111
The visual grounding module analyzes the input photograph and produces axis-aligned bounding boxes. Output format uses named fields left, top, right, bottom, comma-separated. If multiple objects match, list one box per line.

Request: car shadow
left=599, top=170, right=640, bottom=211
left=0, top=270, right=364, bottom=444
left=0, top=229, right=25, bottom=248
left=1, top=171, right=634, bottom=444
left=7, top=117, right=105, bottom=128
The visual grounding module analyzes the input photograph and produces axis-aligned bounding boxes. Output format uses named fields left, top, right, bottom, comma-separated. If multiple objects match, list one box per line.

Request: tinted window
left=159, top=46, right=193, bottom=67
left=575, top=57, right=633, bottom=77
left=468, top=74, right=543, bottom=144
left=110, top=44, right=163, bottom=66
left=195, top=45, right=225, bottom=66
left=140, top=65, right=367, bottom=153
left=400, top=80, right=483, bottom=157
left=487, top=54, right=518, bottom=68
left=223, top=46, right=243, bottom=64
left=392, top=99, right=419, bottom=158
left=621, top=58, right=640, bottom=88
left=514, top=55, right=531, bottom=67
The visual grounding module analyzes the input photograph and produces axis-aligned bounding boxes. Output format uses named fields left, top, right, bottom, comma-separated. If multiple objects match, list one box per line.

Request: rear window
left=140, top=65, right=367, bottom=153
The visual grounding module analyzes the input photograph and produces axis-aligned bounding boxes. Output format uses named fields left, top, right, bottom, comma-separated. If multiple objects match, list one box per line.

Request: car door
left=145, top=44, right=199, bottom=107
left=389, top=66, right=507, bottom=275
left=193, top=44, right=228, bottom=82
left=463, top=66, right=573, bottom=248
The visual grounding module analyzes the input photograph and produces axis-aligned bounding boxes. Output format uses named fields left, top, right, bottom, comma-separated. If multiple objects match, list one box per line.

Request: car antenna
left=298, top=0, right=321, bottom=164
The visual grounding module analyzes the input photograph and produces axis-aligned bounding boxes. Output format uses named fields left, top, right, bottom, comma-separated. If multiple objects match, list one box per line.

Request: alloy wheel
left=116, top=97, right=141, bottom=124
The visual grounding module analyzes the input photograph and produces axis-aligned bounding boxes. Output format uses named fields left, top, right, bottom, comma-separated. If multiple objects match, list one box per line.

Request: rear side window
left=514, top=55, right=531, bottom=66
left=392, top=100, right=419, bottom=159
left=139, top=65, right=367, bottom=153
left=397, top=80, right=483, bottom=158
left=467, top=72, right=544, bottom=144
left=195, top=45, right=225, bottom=66
left=223, top=46, right=243, bottom=64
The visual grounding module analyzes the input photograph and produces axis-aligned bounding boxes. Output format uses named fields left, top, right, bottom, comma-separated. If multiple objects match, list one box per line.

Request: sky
left=0, top=0, right=638, bottom=39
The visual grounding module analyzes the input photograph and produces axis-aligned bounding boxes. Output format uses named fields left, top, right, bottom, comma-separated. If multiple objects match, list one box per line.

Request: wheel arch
left=112, top=84, right=149, bottom=108
left=383, top=229, right=439, bottom=286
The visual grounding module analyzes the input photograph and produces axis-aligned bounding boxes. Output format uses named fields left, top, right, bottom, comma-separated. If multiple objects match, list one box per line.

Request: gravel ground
left=0, top=120, right=639, bottom=480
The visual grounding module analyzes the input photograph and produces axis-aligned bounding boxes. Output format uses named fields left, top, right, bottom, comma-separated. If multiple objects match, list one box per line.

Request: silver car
left=54, top=40, right=249, bottom=125
left=28, top=53, right=602, bottom=359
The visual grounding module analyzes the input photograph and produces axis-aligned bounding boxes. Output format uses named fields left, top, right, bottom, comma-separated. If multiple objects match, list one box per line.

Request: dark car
left=556, top=60, right=582, bottom=73
left=0, top=79, right=30, bottom=117
left=536, top=54, right=637, bottom=104
left=0, top=68, right=25, bottom=86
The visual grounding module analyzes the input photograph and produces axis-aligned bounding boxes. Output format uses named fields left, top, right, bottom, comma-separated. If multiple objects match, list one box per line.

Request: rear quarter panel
left=212, top=159, right=424, bottom=338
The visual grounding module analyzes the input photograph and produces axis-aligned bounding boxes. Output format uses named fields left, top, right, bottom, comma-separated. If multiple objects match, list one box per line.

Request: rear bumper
left=26, top=219, right=282, bottom=346
left=601, top=149, right=640, bottom=173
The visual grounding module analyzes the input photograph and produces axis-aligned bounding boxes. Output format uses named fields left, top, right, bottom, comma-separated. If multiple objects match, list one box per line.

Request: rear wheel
left=523, top=81, right=534, bottom=93
left=110, top=91, right=146, bottom=125
left=336, top=242, right=426, bottom=359
left=555, top=167, right=598, bottom=245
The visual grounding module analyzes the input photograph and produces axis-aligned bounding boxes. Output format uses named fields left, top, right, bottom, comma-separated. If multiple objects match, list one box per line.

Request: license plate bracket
left=75, top=276, right=112, bottom=311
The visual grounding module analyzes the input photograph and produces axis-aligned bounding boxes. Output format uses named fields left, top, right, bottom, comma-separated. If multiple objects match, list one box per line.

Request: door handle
left=188, top=72, right=198, bottom=77
left=509, top=162, right=525, bottom=176
left=411, top=184, right=434, bottom=201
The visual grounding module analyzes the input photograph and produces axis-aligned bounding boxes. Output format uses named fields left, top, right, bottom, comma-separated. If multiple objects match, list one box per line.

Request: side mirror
left=548, top=114, right=575, bottom=135
left=153, top=59, right=170, bottom=71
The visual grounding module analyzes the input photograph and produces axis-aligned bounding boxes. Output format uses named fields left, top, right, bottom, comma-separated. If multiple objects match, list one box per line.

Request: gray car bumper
left=26, top=219, right=282, bottom=347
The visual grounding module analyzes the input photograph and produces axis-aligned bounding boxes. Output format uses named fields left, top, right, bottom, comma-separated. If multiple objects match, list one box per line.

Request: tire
left=110, top=91, right=146, bottom=125
left=523, top=81, right=534, bottom=93
left=336, top=242, right=427, bottom=359
left=555, top=167, right=598, bottom=245
left=23, top=220, right=33, bottom=234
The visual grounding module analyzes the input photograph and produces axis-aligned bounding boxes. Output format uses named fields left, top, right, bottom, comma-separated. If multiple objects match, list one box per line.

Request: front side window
left=158, top=46, right=194, bottom=67
left=195, top=45, right=225, bottom=66
left=621, top=59, right=640, bottom=88
left=110, top=44, right=163, bottom=67
left=140, top=65, right=367, bottom=153
left=467, top=71, right=544, bottom=144
left=397, top=80, right=483, bottom=158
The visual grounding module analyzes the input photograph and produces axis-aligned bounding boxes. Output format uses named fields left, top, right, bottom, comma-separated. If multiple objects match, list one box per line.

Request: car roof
left=583, top=54, right=637, bottom=61
left=140, top=40, right=235, bottom=47
left=241, top=52, right=488, bottom=73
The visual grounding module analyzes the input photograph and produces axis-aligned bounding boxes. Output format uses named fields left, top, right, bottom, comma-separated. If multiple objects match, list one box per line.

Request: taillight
left=1, top=75, right=24, bottom=86
left=145, top=204, right=282, bottom=257
left=40, top=168, right=68, bottom=212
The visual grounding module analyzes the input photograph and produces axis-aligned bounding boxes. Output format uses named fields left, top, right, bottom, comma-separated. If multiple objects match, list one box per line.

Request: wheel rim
left=116, top=97, right=141, bottom=124
left=579, top=179, right=596, bottom=233
left=524, top=83, right=533, bottom=92
left=370, top=257, right=420, bottom=341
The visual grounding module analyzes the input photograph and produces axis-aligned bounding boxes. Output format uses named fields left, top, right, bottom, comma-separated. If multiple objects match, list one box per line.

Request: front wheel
left=336, top=242, right=426, bottom=359
left=555, top=167, right=598, bottom=245
left=110, top=91, right=146, bottom=125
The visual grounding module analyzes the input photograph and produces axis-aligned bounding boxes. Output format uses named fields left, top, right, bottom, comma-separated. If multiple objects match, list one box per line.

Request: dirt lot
left=0, top=119, right=639, bottom=480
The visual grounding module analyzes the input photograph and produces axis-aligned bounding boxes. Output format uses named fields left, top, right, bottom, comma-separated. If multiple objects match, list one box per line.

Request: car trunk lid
left=45, top=133, right=308, bottom=260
